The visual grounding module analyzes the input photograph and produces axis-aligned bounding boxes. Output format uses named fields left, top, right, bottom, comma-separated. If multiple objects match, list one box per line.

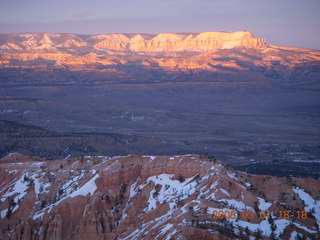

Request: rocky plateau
left=0, top=31, right=319, bottom=89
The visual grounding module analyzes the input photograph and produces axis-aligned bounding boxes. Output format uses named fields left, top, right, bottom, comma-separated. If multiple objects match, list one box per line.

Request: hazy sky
left=0, top=0, right=319, bottom=49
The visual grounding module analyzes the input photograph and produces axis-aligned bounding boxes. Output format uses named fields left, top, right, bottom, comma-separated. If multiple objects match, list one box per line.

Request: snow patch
left=289, top=231, right=299, bottom=240
left=32, top=174, right=41, bottom=198
left=293, top=187, right=320, bottom=231
left=1, top=209, right=7, bottom=219
left=219, top=188, right=231, bottom=197
left=164, top=229, right=178, bottom=240
left=1, top=175, right=29, bottom=203
left=293, top=222, right=317, bottom=234
left=32, top=174, right=99, bottom=220
left=217, top=199, right=254, bottom=211
left=227, top=172, right=237, bottom=180
left=158, top=223, right=173, bottom=238
left=258, top=198, right=272, bottom=211
left=69, top=174, right=99, bottom=198
left=132, top=173, right=198, bottom=212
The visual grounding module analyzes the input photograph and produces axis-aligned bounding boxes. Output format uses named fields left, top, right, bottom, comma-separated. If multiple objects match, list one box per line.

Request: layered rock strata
left=0, top=154, right=319, bottom=239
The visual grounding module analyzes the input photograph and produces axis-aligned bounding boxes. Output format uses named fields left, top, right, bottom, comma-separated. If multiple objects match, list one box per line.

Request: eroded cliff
left=0, top=154, right=319, bottom=239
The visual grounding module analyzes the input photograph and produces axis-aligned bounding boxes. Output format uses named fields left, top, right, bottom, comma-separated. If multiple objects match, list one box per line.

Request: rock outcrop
left=0, top=154, right=319, bottom=239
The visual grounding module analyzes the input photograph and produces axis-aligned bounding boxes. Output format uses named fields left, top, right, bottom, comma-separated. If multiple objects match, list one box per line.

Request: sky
left=0, top=0, right=319, bottom=49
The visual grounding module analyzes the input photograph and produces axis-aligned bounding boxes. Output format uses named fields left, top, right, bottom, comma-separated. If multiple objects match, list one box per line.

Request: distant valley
left=0, top=31, right=319, bottom=178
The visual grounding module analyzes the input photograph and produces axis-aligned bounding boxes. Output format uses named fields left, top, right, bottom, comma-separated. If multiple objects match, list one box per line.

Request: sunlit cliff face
left=0, top=31, right=319, bottom=89
left=0, top=31, right=266, bottom=52
left=0, top=31, right=267, bottom=64
left=90, top=31, right=266, bottom=52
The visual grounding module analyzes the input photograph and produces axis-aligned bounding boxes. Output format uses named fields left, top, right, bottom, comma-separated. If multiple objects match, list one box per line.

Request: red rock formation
left=0, top=154, right=319, bottom=239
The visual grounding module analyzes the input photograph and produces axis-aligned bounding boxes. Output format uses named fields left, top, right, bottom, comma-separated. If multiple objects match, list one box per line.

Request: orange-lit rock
left=0, top=31, right=319, bottom=86
left=0, top=42, right=22, bottom=50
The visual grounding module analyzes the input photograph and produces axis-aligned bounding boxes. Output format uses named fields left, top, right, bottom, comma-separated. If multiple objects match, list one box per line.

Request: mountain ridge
left=1, top=30, right=319, bottom=90
left=0, top=31, right=267, bottom=53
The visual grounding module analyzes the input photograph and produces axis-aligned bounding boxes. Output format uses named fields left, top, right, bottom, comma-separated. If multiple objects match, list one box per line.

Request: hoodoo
left=0, top=154, right=319, bottom=239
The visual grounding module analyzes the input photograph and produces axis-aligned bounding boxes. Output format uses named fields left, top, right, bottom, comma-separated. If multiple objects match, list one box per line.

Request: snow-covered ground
left=293, top=187, right=320, bottom=231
